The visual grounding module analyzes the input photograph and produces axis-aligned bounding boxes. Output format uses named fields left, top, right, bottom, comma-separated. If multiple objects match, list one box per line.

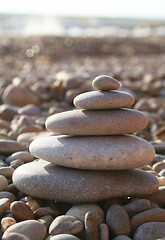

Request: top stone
left=92, top=75, right=121, bottom=90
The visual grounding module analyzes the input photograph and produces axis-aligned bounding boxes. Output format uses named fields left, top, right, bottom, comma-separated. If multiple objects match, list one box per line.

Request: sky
left=0, top=0, right=165, bottom=19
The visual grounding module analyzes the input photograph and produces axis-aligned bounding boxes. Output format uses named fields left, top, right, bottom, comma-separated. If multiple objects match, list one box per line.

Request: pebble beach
left=0, top=34, right=165, bottom=240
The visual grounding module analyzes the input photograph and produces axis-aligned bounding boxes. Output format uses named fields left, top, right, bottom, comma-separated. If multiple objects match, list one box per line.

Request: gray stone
left=133, top=222, right=165, bottom=240
left=13, top=160, right=159, bottom=203
left=0, top=167, right=14, bottom=178
left=66, top=203, right=104, bottom=225
left=0, top=175, right=8, bottom=191
left=0, top=192, right=15, bottom=202
left=49, top=215, right=83, bottom=235
left=73, top=90, right=134, bottom=110
left=29, top=135, right=155, bottom=170
left=92, top=75, right=121, bottom=90
left=106, top=204, right=131, bottom=236
left=2, top=220, right=46, bottom=240
left=45, top=109, right=148, bottom=135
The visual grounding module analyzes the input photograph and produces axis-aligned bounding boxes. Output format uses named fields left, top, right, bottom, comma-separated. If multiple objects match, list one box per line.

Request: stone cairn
left=13, top=75, right=159, bottom=239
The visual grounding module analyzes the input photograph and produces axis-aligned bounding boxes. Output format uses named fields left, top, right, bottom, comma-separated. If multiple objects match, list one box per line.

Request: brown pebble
left=131, top=208, right=165, bottom=233
left=142, top=186, right=165, bottom=207
left=0, top=198, right=10, bottom=216
left=10, top=201, right=35, bottom=221
left=123, top=199, right=151, bottom=217
left=106, top=204, right=131, bottom=237
left=99, top=223, right=109, bottom=240
left=85, top=211, right=99, bottom=240
left=153, top=161, right=165, bottom=173
left=34, top=206, right=59, bottom=218
left=1, top=217, right=16, bottom=232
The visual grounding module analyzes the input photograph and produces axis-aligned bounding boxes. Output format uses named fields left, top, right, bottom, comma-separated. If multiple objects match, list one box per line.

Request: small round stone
left=10, top=201, right=35, bottom=221
left=106, top=204, right=131, bottom=236
left=123, top=199, right=151, bottom=217
left=92, top=75, right=121, bottom=90
left=1, top=217, right=16, bottom=232
left=49, top=215, right=83, bottom=235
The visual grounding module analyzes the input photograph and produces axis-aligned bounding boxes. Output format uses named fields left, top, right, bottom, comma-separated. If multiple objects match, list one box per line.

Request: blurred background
left=0, top=0, right=165, bottom=147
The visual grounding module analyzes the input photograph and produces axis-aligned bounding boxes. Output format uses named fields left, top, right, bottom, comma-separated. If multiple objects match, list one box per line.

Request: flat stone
left=133, top=222, right=165, bottom=240
left=92, top=75, right=121, bottom=90
left=12, top=160, right=159, bottom=203
left=73, top=90, right=134, bottom=110
left=29, top=135, right=155, bottom=170
left=45, top=109, right=148, bottom=135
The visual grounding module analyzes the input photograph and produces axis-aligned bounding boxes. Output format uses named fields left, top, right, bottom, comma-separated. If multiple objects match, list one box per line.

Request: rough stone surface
left=12, top=160, right=159, bottom=203
left=106, top=204, right=131, bottom=236
left=66, top=204, right=104, bottom=225
left=133, top=222, right=165, bottom=240
left=29, top=135, right=155, bottom=170
left=49, top=215, right=83, bottom=235
left=92, top=75, right=121, bottom=90
left=45, top=109, right=148, bottom=135
left=73, top=90, right=134, bottom=109
left=2, top=220, right=46, bottom=240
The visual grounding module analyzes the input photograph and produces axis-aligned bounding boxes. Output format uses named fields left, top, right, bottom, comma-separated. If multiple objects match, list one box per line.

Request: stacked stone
left=13, top=75, right=159, bottom=203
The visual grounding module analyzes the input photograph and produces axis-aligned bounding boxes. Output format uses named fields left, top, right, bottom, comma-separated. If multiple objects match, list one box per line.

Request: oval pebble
left=0, top=192, right=15, bottom=202
left=34, top=207, right=59, bottom=218
left=0, top=167, right=14, bottom=178
left=92, top=75, right=121, bottom=90
left=10, top=201, right=35, bottom=221
left=0, top=198, right=10, bottom=216
left=133, top=222, right=165, bottom=240
left=106, top=204, right=131, bottom=237
left=123, top=199, right=151, bottom=217
left=99, top=223, right=109, bottom=240
left=1, top=217, right=16, bottom=232
left=131, top=208, right=165, bottom=232
left=66, top=203, right=104, bottom=225
left=73, top=90, right=134, bottom=110
left=49, top=215, right=83, bottom=235
left=5, top=151, right=34, bottom=165
left=0, top=175, right=8, bottom=191
left=2, top=220, right=46, bottom=240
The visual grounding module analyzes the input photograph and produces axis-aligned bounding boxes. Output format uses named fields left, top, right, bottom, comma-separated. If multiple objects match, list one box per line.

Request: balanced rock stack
left=13, top=75, right=159, bottom=203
